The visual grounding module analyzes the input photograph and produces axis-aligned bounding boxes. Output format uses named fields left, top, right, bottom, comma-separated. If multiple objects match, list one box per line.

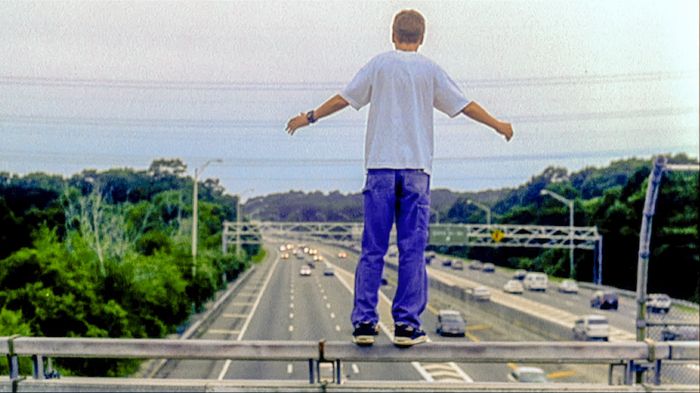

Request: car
left=337, top=252, right=347, bottom=259
left=513, top=269, right=527, bottom=281
left=313, top=255, right=322, bottom=262
left=647, top=293, right=671, bottom=314
left=299, top=266, right=312, bottom=276
left=482, top=263, right=495, bottom=273
left=468, top=261, right=483, bottom=271
left=507, top=366, right=549, bottom=383
left=503, top=279, right=524, bottom=294
left=661, top=325, right=699, bottom=341
left=452, top=260, right=464, bottom=270
left=425, top=252, right=436, bottom=264
left=307, top=261, right=316, bottom=269
left=279, top=245, right=287, bottom=251
left=573, top=315, right=609, bottom=341
left=591, top=290, right=619, bottom=310
left=309, top=249, right=318, bottom=256
left=523, top=272, right=548, bottom=291
left=381, top=275, right=389, bottom=286
left=471, top=286, right=491, bottom=301
left=323, top=266, right=335, bottom=276
left=295, top=252, right=304, bottom=260
left=442, top=259, right=453, bottom=267
left=558, top=279, right=579, bottom=294
left=436, top=310, right=466, bottom=337
left=281, top=253, right=290, bottom=260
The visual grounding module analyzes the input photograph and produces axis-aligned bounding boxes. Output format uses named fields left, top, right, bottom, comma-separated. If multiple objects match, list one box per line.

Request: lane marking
left=335, top=325, right=341, bottom=332
left=466, top=324, right=490, bottom=332
left=290, top=302, right=294, bottom=309
left=330, top=312, right=335, bottom=319
left=289, top=325, right=294, bottom=332
left=289, top=313, right=294, bottom=319
left=230, top=302, right=254, bottom=306
left=287, top=364, right=293, bottom=374
left=326, top=303, right=331, bottom=309
left=447, top=362, right=474, bottom=383
left=507, top=362, right=518, bottom=371
left=411, top=361, right=435, bottom=382
left=217, top=253, right=281, bottom=381
left=208, top=329, right=241, bottom=335
left=323, top=295, right=328, bottom=300
left=465, top=332, right=481, bottom=342
left=221, top=313, right=248, bottom=319
left=351, top=363, right=360, bottom=374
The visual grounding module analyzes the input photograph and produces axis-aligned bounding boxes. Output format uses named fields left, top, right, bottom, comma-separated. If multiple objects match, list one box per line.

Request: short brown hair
left=392, top=10, right=425, bottom=44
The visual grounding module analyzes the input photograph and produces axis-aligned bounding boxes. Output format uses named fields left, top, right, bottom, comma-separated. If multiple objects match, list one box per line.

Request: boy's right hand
left=285, top=112, right=309, bottom=135
left=496, top=122, right=513, bottom=142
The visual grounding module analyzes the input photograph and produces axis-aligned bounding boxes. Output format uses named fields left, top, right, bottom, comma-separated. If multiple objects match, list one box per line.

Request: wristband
left=306, top=110, right=317, bottom=124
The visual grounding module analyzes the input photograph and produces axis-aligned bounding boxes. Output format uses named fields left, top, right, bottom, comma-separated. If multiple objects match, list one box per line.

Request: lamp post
left=192, top=159, right=222, bottom=277
left=236, top=188, right=255, bottom=259
left=467, top=199, right=491, bottom=226
left=540, top=189, right=575, bottom=278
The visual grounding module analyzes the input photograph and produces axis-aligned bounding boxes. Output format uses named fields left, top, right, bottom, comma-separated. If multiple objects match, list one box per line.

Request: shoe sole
left=393, top=335, right=427, bottom=347
left=352, top=335, right=375, bottom=345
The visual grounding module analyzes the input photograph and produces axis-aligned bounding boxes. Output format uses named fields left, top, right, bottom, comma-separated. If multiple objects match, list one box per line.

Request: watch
left=306, top=110, right=317, bottom=124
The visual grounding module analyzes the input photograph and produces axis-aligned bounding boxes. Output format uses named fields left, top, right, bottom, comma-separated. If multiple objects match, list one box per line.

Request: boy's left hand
left=285, top=112, right=309, bottom=135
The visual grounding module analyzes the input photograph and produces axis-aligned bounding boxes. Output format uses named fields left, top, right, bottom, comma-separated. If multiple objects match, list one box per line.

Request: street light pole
left=236, top=189, right=255, bottom=259
left=191, top=159, right=222, bottom=277
left=467, top=199, right=491, bottom=226
left=540, top=189, right=575, bottom=278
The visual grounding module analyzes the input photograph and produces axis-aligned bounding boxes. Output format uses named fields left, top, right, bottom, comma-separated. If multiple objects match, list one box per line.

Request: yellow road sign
left=491, top=229, right=505, bottom=243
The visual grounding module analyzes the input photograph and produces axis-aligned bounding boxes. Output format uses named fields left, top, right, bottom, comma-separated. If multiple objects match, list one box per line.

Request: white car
left=503, top=279, right=524, bottom=294
left=558, top=279, right=579, bottom=294
left=573, top=315, right=609, bottom=341
left=299, top=265, right=312, bottom=276
left=471, top=286, right=491, bottom=301
left=523, top=272, right=548, bottom=291
left=647, top=293, right=671, bottom=314
left=507, top=366, right=548, bottom=383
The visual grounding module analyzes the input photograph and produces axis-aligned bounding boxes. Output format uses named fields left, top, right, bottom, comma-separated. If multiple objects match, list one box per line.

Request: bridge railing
left=2, top=336, right=698, bottom=387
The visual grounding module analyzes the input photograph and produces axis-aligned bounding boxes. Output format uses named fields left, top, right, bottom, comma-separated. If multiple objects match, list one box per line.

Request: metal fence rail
left=3, top=336, right=698, bottom=388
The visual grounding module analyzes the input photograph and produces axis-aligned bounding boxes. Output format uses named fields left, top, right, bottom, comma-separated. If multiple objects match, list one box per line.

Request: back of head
left=392, top=9, right=425, bottom=44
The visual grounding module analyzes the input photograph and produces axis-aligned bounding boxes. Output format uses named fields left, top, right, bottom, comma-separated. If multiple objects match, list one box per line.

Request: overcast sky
left=1, top=0, right=698, bottom=197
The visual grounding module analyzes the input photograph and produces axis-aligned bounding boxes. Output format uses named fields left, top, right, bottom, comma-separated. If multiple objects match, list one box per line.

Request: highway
left=158, top=240, right=698, bottom=386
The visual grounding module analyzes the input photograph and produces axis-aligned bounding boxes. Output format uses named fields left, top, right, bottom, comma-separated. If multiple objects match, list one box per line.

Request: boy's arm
left=461, top=101, right=513, bottom=141
left=285, top=94, right=350, bottom=135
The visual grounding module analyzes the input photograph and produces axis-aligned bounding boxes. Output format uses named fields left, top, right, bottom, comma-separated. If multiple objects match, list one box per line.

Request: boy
left=285, top=9, right=513, bottom=347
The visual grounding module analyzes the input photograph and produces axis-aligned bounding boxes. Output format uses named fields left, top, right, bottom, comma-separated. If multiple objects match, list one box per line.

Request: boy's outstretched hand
left=496, top=121, right=514, bottom=142
left=285, top=112, right=309, bottom=135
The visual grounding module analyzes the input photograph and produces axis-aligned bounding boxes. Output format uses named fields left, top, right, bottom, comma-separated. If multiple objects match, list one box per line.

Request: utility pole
left=540, top=189, right=575, bottom=278
left=236, top=189, right=254, bottom=259
left=191, top=159, right=222, bottom=277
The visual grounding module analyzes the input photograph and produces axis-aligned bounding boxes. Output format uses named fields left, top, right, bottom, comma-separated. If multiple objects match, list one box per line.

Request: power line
left=0, top=71, right=694, bottom=91
left=0, top=107, right=696, bottom=129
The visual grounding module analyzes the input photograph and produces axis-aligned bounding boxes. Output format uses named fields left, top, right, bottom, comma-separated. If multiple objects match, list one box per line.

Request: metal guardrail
left=2, top=337, right=698, bottom=388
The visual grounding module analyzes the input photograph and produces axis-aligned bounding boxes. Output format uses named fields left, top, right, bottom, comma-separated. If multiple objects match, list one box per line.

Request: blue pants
left=351, top=169, right=430, bottom=329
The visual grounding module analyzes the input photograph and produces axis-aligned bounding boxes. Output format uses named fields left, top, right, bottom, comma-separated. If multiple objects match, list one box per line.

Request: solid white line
left=287, top=363, right=293, bottom=374
left=217, top=253, right=281, bottom=381
left=447, top=361, right=474, bottom=382
left=411, top=361, right=435, bottom=382
left=352, top=363, right=360, bottom=374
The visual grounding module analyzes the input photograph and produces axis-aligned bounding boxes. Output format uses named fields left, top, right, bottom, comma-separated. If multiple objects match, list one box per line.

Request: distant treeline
left=0, top=158, right=260, bottom=376
left=245, top=155, right=699, bottom=303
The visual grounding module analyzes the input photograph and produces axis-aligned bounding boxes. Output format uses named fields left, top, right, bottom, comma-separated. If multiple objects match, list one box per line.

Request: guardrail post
left=308, top=359, right=314, bottom=384
left=7, top=335, right=20, bottom=381
left=653, top=359, right=661, bottom=386
left=32, top=354, right=44, bottom=380
left=624, top=360, right=634, bottom=385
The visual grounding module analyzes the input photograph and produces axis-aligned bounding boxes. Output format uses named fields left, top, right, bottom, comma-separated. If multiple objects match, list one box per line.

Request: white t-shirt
left=340, top=50, right=470, bottom=175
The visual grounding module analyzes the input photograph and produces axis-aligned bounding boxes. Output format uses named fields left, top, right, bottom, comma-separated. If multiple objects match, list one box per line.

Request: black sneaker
left=352, top=323, right=379, bottom=346
left=393, top=324, right=427, bottom=347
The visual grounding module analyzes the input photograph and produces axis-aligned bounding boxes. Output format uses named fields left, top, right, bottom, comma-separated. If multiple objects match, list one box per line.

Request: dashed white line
left=287, top=364, right=293, bottom=374
left=290, top=302, right=294, bottom=309
left=351, top=363, right=360, bottom=374
left=217, top=254, right=281, bottom=381
left=290, top=295, right=294, bottom=301
left=330, top=312, right=336, bottom=319
left=323, top=295, right=328, bottom=300
left=335, top=325, right=341, bottom=332
left=326, top=303, right=331, bottom=309
left=289, top=313, right=294, bottom=319
left=289, top=325, right=294, bottom=332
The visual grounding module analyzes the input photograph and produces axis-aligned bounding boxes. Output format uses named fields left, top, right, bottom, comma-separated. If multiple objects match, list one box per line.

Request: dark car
left=442, top=259, right=453, bottom=267
left=661, top=325, right=699, bottom=341
left=436, top=310, right=466, bottom=337
left=513, top=269, right=527, bottom=281
left=590, top=290, right=619, bottom=310
left=482, top=263, right=495, bottom=273
left=425, top=252, right=436, bottom=265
